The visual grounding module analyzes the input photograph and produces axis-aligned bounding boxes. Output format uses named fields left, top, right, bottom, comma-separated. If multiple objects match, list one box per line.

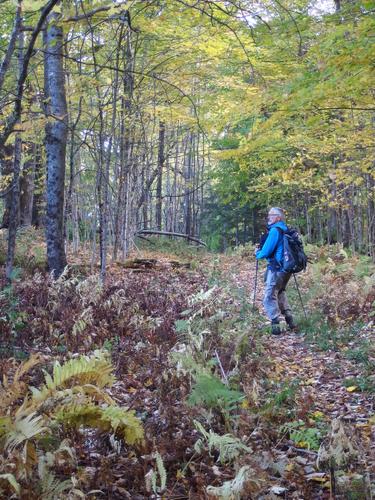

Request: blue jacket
left=256, top=221, right=288, bottom=271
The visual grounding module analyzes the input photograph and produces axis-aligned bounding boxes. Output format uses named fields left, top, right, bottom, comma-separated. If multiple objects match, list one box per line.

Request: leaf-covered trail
left=264, top=334, right=373, bottom=425
left=221, top=254, right=375, bottom=465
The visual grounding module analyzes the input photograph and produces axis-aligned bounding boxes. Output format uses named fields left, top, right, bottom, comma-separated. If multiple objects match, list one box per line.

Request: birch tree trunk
left=44, top=10, right=68, bottom=277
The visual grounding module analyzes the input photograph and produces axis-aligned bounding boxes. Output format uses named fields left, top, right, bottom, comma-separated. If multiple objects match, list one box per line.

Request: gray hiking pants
left=263, top=269, right=292, bottom=321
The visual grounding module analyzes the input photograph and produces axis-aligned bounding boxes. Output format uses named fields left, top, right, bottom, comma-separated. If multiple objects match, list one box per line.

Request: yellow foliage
left=0, top=351, right=144, bottom=496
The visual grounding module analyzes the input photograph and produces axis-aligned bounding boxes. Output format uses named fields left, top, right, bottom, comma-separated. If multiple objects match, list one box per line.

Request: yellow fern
left=0, top=354, right=44, bottom=410
left=55, top=404, right=144, bottom=445
left=30, top=350, right=115, bottom=405
left=5, top=413, right=49, bottom=451
left=0, top=350, right=143, bottom=497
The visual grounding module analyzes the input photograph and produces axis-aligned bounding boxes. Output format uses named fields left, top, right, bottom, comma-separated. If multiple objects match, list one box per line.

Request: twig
left=215, top=349, right=229, bottom=386
left=289, top=446, right=318, bottom=456
left=136, top=229, right=207, bottom=247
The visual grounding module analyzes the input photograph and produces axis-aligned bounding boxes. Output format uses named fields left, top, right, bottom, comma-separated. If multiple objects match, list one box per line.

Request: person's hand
left=254, top=244, right=260, bottom=256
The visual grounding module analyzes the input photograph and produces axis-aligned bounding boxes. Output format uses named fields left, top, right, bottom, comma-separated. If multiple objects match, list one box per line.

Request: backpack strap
left=270, top=226, right=284, bottom=260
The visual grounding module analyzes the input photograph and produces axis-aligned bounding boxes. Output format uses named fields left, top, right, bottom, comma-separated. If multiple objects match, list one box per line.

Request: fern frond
left=101, top=406, right=144, bottom=445
left=76, top=275, right=103, bottom=307
left=24, top=384, right=114, bottom=416
left=55, top=404, right=144, bottom=445
left=5, top=413, right=48, bottom=451
left=0, top=354, right=44, bottom=410
left=31, top=351, right=115, bottom=405
left=38, top=465, right=72, bottom=500
left=155, top=452, right=167, bottom=492
left=189, top=374, right=244, bottom=411
left=206, top=465, right=259, bottom=499
left=13, top=353, right=44, bottom=384
left=22, top=440, right=38, bottom=477
left=0, top=473, right=21, bottom=495
left=171, top=350, right=212, bottom=378
left=147, top=452, right=167, bottom=495
left=71, top=307, right=94, bottom=337
left=194, top=421, right=251, bottom=464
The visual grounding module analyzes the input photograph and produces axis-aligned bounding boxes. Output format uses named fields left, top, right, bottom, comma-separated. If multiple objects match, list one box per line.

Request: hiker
left=255, top=207, right=296, bottom=335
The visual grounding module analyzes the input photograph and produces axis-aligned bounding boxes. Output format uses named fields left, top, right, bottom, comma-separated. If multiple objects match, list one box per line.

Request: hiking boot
left=285, top=314, right=296, bottom=331
left=271, top=319, right=281, bottom=336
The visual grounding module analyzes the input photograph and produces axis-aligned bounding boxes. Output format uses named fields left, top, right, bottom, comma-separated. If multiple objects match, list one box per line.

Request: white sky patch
left=309, top=0, right=336, bottom=16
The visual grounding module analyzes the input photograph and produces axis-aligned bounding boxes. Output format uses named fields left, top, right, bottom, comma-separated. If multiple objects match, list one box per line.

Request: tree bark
left=19, top=143, right=36, bottom=226
left=5, top=26, right=24, bottom=281
left=0, top=144, right=14, bottom=228
left=156, top=121, right=165, bottom=231
left=44, top=10, right=68, bottom=277
left=31, top=145, right=44, bottom=227
left=6, top=135, right=22, bottom=280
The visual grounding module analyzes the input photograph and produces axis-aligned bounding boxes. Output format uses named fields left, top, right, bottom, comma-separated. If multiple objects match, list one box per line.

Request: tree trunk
left=6, top=135, right=22, bottom=280
left=0, top=144, right=14, bottom=228
left=31, top=145, right=44, bottom=227
left=114, top=28, right=133, bottom=260
left=19, top=144, right=36, bottom=226
left=156, top=121, right=165, bottom=231
left=44, top=10, right=68, bottom=277
left=367, top=173, right=375, bottom=261
left=5, top=26, right=23, bottom=281
left=184, top=134, right=192, bottom=237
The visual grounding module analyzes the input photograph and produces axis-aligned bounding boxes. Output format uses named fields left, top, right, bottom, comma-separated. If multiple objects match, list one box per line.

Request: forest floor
left=0, top=232, right=374, bottom=499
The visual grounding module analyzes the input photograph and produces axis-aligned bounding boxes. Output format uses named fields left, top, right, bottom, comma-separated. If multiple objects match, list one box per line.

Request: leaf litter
left=0, top=248, right=374, bottom=498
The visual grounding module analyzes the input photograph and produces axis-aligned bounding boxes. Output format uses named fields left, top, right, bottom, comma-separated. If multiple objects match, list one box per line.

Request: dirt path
left=221, top=255, right=374, bottom=419
left=219, top=255, right=375, bottom=483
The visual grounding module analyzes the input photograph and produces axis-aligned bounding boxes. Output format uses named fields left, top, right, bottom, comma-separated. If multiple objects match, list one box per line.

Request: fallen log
left=121, top=258, right=158, bottom=269
left=135, top=230, right=207, bottom=247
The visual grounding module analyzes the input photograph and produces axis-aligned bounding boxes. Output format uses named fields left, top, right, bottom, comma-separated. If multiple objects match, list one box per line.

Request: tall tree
left=156, top=121, right=165, bottom=231
left=44, top=8, right=68, bottom=277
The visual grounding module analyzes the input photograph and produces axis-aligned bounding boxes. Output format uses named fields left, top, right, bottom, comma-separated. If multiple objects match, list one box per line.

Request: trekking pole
left=252, top=259, right=259, bottom=310
left=293, top=274, right=307, bottom=320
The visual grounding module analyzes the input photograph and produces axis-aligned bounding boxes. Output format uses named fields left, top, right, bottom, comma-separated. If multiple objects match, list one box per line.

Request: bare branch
left=0, top=0, right=61, bottom=149
left=0, top=1, right=22, bottom=93
left=136, top=229, right=207, bottom=246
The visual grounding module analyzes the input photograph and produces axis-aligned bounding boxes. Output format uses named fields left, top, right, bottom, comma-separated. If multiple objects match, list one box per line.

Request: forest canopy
left=0, top=0, right=374, bottom=276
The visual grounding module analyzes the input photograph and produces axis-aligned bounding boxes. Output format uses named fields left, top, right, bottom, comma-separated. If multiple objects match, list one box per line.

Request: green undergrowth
left=0, top=227, right=46, bottom=273
left=296, top=313, right=362, bottom=350
left=135, top=234, right=208, bottom=260
left=284, top=246, right=375, bottom=396
left=289, top=244, right=374, bottom=345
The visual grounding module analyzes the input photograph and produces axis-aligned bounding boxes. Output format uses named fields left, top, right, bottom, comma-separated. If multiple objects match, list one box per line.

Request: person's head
left=267, top=207, right=285, bottom=225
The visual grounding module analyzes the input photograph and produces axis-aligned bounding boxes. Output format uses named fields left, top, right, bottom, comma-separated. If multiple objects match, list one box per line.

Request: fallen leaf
left=304, top=378, right=316, bottom=385
left=346, top=386, right=357, bottom=392
left=306, top=472, right=327, bottom=482
left=270, top=485, right=287, bottom=495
